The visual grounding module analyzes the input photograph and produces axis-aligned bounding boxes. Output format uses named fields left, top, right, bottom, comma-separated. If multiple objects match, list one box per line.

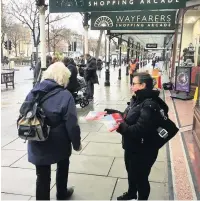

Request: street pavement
left=1, top=65, right=169, bottom=200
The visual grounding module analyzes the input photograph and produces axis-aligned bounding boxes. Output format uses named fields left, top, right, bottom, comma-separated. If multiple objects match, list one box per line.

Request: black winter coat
left=26, top=79, right=81, bottom=165
left=66, top=63, right=79, bottom=93
left=122, top=89, right=168, bottom=152
left=97, top=59, right=103, bottom=70
left=85, top=57, right=99, bottom=84
left=107, top=89, right=168, bottom=153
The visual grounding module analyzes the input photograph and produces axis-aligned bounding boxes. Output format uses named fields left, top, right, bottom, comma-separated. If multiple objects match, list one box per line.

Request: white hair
left=41, top=62, right=71, bottom=88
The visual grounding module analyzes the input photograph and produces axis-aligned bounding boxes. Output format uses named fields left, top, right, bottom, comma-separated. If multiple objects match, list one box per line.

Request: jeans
left=124, top=150, right=158, bottom=200
left=86, top=80, right=94, bottom=99
left=35, top=158, right=69, bottom=200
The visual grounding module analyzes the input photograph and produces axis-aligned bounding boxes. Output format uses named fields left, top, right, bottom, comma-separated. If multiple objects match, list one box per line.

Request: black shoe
left=65, top=187, right=74, bottom=199
left=57, top=187, right=74, bottom=200
left=117, top=192, right=137, bottom=200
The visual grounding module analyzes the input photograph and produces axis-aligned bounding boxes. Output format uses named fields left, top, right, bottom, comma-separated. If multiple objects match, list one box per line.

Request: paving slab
left=112, top=178, right=169, bottom=200
left=79, top=123, right=103, bottom=132
left=1, top=135, right=19, bottom=148
left=157, top=146, right=167, bottom=162
left=1, top=123, right=18, bottom=136
left=83, top=132, right=121, bottom=144
left=50, top=173, right=117, bottom=200
left=69, top=154, right=114, bottom=176
left=81, top=142, right=124, bottom=158
left=10, top=154, right=57, bottom=171
left=1, top=193, right=31, bottom=200
left=2, top=138, right=27, bottom=151
left=108, top=158, right=167, bottom=183
left=80, top=132, right=89, bottom=141
left=1, top=167, right=56, bottom=196
left=1, top=150, right=27, bottom=167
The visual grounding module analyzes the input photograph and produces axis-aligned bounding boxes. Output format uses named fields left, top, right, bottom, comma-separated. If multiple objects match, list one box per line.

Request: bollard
left=126, top=65, right=129, bottom=76
left=118, top=67, right=121, bottom=80
left=104, top=62, right=110, bottom=86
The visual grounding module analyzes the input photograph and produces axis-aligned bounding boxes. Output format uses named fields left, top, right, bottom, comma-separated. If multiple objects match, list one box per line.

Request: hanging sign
left=175, top=66, right=192, bottom=93
left=49, top=0, right=186, bottom=13
left=146, top=43, right=158, bottom=48
left=91, top=11, right=176, bottom=30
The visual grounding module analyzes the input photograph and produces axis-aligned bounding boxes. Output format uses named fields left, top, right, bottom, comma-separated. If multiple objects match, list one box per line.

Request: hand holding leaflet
left=103, top=113, right=124, bottom=132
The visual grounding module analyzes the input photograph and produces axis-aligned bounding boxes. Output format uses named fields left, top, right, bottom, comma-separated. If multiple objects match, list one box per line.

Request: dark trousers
left=124, top=150, right=158, bottom=200
left=130, top=74, right=133, bottom=85
left=36, top=158, right=69, bottom=200
left=86, top=80, right=94, bottom=98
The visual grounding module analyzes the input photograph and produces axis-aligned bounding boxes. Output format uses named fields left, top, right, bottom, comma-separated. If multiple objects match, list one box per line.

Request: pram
left=73, top=76, right=89, bottom=108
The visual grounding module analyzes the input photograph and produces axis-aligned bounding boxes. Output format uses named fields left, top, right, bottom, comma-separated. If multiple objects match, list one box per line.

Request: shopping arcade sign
left=49, top=0, right=186, bottom=13
left=90, top=11, right=176, bottom=30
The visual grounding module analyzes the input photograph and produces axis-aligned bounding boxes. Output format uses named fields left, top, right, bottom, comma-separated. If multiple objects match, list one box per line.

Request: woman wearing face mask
left=105, top=72, right=168, bottom=200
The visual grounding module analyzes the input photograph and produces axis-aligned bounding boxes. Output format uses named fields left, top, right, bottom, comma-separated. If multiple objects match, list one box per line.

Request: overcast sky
left=53, top=13, right=100, bottom=39
left=3, top=0, right=100, bottom=39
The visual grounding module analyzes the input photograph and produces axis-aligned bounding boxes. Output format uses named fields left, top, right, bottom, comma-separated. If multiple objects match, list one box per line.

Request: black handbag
left=154, top=107, right=179, bottom=149
left=143, top=99, right=179, bottom=149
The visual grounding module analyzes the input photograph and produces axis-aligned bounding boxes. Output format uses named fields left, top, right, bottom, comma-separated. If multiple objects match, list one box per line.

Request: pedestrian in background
left=97, top=58, right=103, bottom=78
left=113, top=58, right=117, bottom=69
left=85, top=54, right=99, bottom=100
left=129, top=59, right=136, bottom=86
left=63, top=57, right=79, bottom=94
left=34, top=55, right=52, bottom=85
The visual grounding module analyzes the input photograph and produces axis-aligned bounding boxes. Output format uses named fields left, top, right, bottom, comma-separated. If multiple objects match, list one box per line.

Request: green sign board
left=49, top=0, right=186, bottom=13
left=91, top=11, right=176, bottom=30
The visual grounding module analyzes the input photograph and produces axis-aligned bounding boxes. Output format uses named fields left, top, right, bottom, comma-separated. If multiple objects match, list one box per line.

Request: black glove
left=116, top=122, right=129, bottom=135
left=104, top=108, right=122, bottom=115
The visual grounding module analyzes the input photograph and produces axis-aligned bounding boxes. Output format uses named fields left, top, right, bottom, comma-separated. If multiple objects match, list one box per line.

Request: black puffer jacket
left=106, top=89, right=168, bottom=153
left=85, top=57, right=98, bottom=84
left=123, top=89, right=168, bottom=152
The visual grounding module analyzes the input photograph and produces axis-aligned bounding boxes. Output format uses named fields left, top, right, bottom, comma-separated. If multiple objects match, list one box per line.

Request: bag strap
left=39, top=87, right=64, bottom=105
left=141, top=98, right=168, bottom=120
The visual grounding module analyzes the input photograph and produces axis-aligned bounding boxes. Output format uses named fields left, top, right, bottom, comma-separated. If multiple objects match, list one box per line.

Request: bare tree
left=7, top=24, right=26, bottom=57
left=49, top=24, right=65, bottom=54
left=88, top=38, right=98, bottom=56
left=7, top=0, right=70, bottom=61
left=48, top=26, right=75, bottom=54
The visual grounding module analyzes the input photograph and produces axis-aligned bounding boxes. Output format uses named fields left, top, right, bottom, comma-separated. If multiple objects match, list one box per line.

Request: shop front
left=180, top=7, right=200, bottom=148
left=193, top=82, right=200, bottom=149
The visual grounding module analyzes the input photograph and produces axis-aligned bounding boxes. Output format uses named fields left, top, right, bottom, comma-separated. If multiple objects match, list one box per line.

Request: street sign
left=49, top=0, right=186, bottom=13
left=91, top=11, right=176, bottom=30
left=146, top=43, right=158, bottom=48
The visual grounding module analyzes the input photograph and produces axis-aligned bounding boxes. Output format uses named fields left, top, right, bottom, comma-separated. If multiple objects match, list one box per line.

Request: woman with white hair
left=25, top=62, right=82, bottom=200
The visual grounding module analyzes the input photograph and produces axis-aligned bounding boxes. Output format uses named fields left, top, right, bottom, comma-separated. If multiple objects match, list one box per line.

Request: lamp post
left=104, top=34, right=110, bottom=86
left=83, top=13, right=89, bottom=55
left=34, top=0, right=47, bottom=85
left=118, top=36, right=122, bottom=80
left=126, top=38, right=130, bottom=76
